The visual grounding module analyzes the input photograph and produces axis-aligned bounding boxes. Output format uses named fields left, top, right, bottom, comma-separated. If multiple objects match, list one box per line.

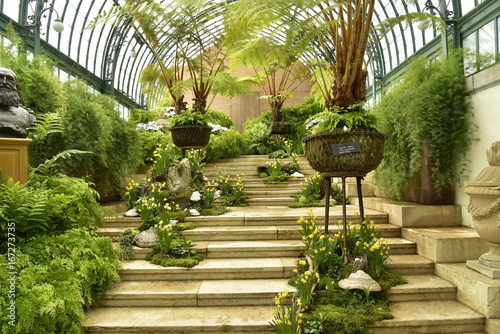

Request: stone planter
left=169, top=125, right=211, bottom=149
left=302, top=128, right=386, bottom=175
left=464, top=141, right=500, bottom=269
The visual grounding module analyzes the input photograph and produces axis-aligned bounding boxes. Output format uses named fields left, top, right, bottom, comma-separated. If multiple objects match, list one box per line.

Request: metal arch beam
left=0, top=12, right=141, bottom=110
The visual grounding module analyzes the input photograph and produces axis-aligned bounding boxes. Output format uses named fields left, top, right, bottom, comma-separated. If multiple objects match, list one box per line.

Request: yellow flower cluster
left=274, top=289, right=290, bottom=307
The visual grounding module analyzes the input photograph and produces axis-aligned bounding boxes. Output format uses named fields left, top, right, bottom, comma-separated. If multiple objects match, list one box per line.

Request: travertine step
left=118, top=258, right=297, bottom=281
left=84, top=305, right=276, bottom=333
left=98, top=275, right=458, bottom=308
left=246, top=197, right=295, bottom=206
left=125, top=236, right=414, bottom=260
left=388, top=275, right=456, bottom=302
left=384, top=254, right=435, bottom=276
left=371, top=300, right=485, bottom=334
left=184, top=224, right=402, bottom=241
left=98, top=279, right=295, bottom=307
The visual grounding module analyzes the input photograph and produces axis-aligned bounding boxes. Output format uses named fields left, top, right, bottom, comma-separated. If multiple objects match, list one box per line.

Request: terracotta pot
left=403, top=143, right=455, bottom=205
left=302, top=128, right=386, bottom=175
left=169, top=125, right=211, bottom=149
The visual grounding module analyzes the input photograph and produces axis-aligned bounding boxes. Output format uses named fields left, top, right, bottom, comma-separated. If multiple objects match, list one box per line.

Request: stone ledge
left=402, top=227, right=489, bottom=263
left=359, top=197, right=461, bottom=227
left=467, top=260, right=500, bottom=279
left=435, top=263, right=500, bottom=318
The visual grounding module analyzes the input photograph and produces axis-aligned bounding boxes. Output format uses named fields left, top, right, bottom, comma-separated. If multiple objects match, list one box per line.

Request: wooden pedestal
left=0, top=138, right=31, bottom=184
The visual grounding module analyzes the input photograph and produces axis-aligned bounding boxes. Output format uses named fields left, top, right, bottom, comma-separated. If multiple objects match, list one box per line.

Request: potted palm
left=229, top=32, right=310, bottom=135
left=228, top=0, right=439, bottom=174
left=89, top=0, right=251, bottom=149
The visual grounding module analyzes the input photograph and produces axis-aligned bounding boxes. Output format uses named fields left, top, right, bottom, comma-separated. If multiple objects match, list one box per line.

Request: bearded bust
left=0, top=67, right=36, bottom=138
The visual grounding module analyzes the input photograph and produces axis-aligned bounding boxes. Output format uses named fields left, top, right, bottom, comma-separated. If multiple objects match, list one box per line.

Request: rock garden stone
left=133, top=227, right=157, bottom=248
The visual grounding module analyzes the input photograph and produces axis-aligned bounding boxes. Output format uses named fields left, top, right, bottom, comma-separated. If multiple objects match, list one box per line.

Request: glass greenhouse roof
left=0, top=0, right=494, bottom=112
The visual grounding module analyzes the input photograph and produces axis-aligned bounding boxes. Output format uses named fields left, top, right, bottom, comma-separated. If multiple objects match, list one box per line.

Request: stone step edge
left=95, top=275, right=456, bottom=303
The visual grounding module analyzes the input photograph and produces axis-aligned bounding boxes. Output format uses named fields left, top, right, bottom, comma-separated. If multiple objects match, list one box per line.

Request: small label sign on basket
left=333, top=141, right=361, bottom=155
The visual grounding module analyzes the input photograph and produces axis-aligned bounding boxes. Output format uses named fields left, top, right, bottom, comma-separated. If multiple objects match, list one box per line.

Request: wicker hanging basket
left=303, top=128, right=387, bottom=175
left=169, top=125, right=212, bottom=149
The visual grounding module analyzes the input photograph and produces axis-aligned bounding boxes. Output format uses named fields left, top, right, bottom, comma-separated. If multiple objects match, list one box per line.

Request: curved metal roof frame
left=0, top=0, right=491, bottom=112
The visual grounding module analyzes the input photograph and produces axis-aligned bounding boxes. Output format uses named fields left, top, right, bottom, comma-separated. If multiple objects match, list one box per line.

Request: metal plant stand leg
left=322, top=173, right=366, bottom=262
left=356, top=176, right=365, bottom=222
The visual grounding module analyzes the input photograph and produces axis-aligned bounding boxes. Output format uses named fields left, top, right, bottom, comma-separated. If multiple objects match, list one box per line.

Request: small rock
left=338, top=270, right=381, bottom=291
left=291, top=172, right=304, bottom=178
left=124, top=207, right=140, bottom=217
left=190, top=209, right=200, bottom=216
left=190, top=191, right=202, bottom=202
left=133, top=227, right=157, bottom=248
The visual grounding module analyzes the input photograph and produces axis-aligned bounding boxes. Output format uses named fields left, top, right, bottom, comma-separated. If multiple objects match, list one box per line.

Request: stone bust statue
left=0, top=67, right=36, bottom=138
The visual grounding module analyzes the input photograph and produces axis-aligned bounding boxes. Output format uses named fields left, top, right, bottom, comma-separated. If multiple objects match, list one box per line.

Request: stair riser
left=387, top=291, right=456, bottom=302
left=118, top=270, right=294, bottom=281
left=205, top=250, right=303, bottom=259
left=100, top=295, right=280, bottom=308
left=184, top=229, right=401, bottom=241
left=370, top=322, right=485, bottom=334
left=386, top=267, right=434, bottom=275
left=85, top=326, right=275, bottom=334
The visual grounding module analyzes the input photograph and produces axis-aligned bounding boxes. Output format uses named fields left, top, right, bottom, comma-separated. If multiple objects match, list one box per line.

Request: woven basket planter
left=169, top=125, right=212, bottom=149
left=303, top=128, right=387, bottom=175
left=264, top=122, right=292, bottom=135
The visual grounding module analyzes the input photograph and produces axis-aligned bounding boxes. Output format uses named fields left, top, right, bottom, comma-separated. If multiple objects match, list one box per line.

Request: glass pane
left=478, top=20, right=495, bottom=69
left=462, top=32, right=477, bottom=75
left=460, top=1, right=476, bottom=15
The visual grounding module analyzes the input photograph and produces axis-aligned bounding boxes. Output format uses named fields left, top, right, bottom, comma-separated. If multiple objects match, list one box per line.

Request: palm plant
left=89, top=0, right=250, bottom=115
left=228, top=0, right=441, bottom=123
left=229, top=34, right=310, bottom=123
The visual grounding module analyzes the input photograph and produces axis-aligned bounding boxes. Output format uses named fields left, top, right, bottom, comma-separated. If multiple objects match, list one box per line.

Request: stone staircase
left=84, top=155, right=492, bottom=334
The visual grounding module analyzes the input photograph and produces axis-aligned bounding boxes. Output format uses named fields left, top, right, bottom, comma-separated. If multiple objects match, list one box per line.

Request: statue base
left=0, top=138, right=31, bottom=184
left=467, top=260, right=500, bottom=279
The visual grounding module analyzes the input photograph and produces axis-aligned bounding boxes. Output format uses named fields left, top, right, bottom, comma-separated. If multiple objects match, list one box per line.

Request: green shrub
left=0, top=173, right=104, bottom=250
left=29, top=173, right=104, bottom=230
left=242, top=112, right=276, bottom=155
left=205, top=129, right=247, bottom=162
left=205, top=109, right=234, bottom=128
left=138, top=131, right=172, bottom=165
left=281, top=95, right=324, bottom=152
left=0, top=229, right=120, bottom=334
left=59, top=79, right=142, bottom=199
left=128, top=108, right=162, bottom=124
left=0, top=25, right=66, bottom=116
left=372, top=51, right=475, bottom=199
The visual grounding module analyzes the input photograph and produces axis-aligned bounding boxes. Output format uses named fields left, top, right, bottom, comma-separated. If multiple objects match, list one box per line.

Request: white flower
left=169, top=220, right=178, bottom=227
left=214, top=190, right=222, bottom=199
left=208, top=122, right=229, bottom=134
left=343, top=126, right=350, bottom=132
left=137, top=121, right=163, bottom=132
left=190, top=191, right=202, bottom=202
left=165, top=107, right=176, bottom=117
left=291, top=172, right=304, bottom=178
left=306, top=118, right=321, bottom=130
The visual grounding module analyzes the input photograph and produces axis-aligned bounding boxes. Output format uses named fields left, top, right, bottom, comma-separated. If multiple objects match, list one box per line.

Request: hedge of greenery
left=1, top=26, right=141, bottom=200
left=372, top=51, right=475, bottom=199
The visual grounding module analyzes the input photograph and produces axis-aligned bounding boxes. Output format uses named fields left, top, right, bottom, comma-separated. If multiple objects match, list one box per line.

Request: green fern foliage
left=0, top=229, right=120, bottom=334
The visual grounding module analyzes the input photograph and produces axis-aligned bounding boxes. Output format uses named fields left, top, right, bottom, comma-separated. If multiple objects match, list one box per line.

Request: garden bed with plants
left=271, top=211, right=405, bottom=334
left=121, top=144, right=250, bottom=268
